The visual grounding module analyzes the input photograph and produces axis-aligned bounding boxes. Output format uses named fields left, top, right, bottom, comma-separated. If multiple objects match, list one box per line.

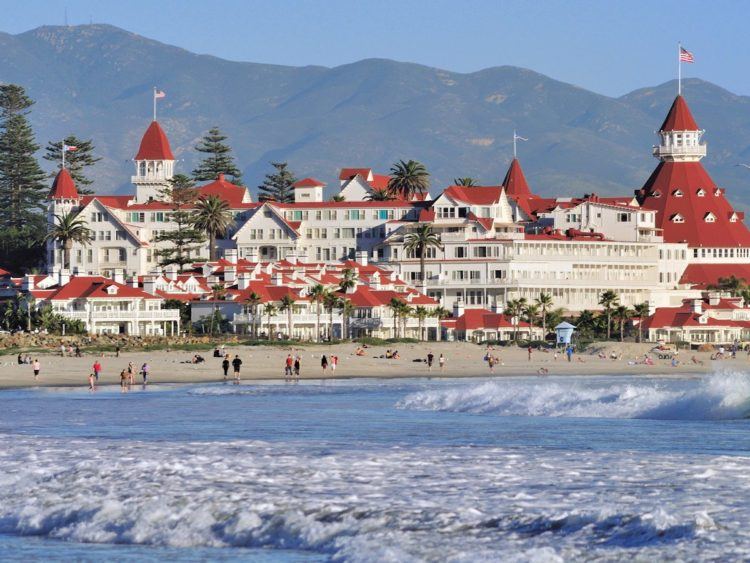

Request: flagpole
left=153, top=87, right=156, bottom=121
left=677, top=42, right=682, bottom=96
left=61, top=139, right=65, bottom=169
left=513, top=130, right=517, bottom=158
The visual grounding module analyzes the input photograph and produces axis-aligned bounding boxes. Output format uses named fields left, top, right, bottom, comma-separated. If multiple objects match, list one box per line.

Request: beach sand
left=0, top=341, right=741, bottom=389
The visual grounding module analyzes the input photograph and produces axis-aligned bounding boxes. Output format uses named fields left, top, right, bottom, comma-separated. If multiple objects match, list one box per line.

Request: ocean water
left=1, top=372, right=749, bottom=561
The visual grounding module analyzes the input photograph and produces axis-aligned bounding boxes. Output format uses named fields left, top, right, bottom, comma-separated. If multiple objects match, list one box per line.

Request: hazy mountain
left=1, top=24, right=749, bottom=207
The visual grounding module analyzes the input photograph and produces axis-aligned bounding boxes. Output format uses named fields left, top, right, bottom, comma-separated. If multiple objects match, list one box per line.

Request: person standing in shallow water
left=294, top=355, right=301, bottom=381
left=321, top=354, right=328, bottom=375
left=141, top=362, right=150, bottom=385
left=232, top=355, right=242, bottom=384
left=427, top=351, right=434, bottom=372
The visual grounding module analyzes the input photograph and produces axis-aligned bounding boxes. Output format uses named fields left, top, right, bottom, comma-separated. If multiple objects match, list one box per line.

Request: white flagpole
left=678, top=42, right=682, bottom=96
left=513, top=129, right=517, bottom=158
left=61, top=139, right=65, bottom=169
left=153, top=87, right=157, bottom=121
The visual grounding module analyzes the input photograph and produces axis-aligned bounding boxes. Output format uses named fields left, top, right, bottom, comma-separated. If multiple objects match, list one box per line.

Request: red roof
left=638, top=161, right=750, bottom=247
left=370, top=174, right=390, bottom=190
left=642, top=299, right=750, bottom=331
left=48, top=168, right=79, bottom=199
left=502, top=158, right=536, bottom=198
left=293, top=177, right=326, bottom=188
left=135, top=121, right=175, bottom=160
left=679, top=264, right=750, bottom=288
left=339, top=168, right=372, bottom=181
left=443, top=185, right=502, bottom=205
left=451, top=308, right=530, bottom=331
left=660, top=95, right=699, bottom=132
left=46, top=276, right=161, bottom=300
left=80, top=195, right=133, bottom=209
left=197, top=174, right=250, bottom=207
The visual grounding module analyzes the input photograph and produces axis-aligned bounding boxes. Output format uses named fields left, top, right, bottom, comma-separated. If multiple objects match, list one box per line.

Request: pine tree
left=0, top=84, right=47, bottom=230
left=0, top=84, right=47, bottom=272
left=44, top=136, right=101, bottom=194
left=153, top=174, right=206, bottom=271
left=192, top=127, right=243, bottom=184
left=257, top=161, right=296, bottom=203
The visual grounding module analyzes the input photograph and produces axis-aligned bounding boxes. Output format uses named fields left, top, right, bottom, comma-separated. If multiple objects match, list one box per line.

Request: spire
left=48, top=168, right=78, bottom=200
left=502, top=158, right=534, bottom=198
left=135, top=121, right=175, bottom=160
left=660, top=95, right=700, bottom=132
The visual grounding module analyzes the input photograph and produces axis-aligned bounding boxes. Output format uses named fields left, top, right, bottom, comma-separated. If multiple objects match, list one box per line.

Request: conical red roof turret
left=502, top=158, right=535, bottom=198
left=659, top=95, right=699, bottom=132
left=135, top=121, right=175, bottom=160
left=48, top=168, right=78, bottom=199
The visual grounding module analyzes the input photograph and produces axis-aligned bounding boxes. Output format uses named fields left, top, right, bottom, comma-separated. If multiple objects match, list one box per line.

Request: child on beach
left=222, top=355, right=230, bottom=379
left=127, top=362, right=135, bottom=385
left=439, top=354, right=446, bottom=371
left=321, top=355, right=328, bottom=375
left=330, top=355, right=338, bottom=375
left=32, top=359, right=40, bottom=380
left=119, top=370, right=128, bottom=391
left=88, top=372, right=96, bottom=391
left=141, top=362, right=150, bottom=385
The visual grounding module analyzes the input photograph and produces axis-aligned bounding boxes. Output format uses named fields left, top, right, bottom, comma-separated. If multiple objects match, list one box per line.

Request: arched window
left=139, top=162, right=146, bottom=175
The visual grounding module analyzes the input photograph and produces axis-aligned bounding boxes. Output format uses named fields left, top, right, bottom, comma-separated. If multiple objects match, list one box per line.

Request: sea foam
left=397, top=371, right=750, bottom=420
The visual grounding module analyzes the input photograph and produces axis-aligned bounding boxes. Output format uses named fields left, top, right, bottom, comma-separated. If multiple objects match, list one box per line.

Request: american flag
left=154, top=89, right=166, bottom=99
left=679, top=47, right=694, bottom=63
left=63, top=144, right=77, bottom=152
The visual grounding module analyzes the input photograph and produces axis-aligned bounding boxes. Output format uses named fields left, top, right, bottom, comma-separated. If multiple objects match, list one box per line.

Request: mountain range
left=1, top=24, right=750, bottom=207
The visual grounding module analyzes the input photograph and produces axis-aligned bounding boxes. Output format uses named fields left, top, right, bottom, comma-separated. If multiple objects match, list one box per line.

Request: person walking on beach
left=321, top=354, right=328, bottom=375
left=32, top=359, right=40, bottom=380
left=232, top=355, right=242, bottom=383
left=330, top=355, right=338, bottom=375
left=119, top=369, right=128, bottom=392
left=439, top=353, right=446, bottom=371
left=284, top=354, right=293, bottom=380
left=92, top=360, right=102, bottom=382
left=222, top=355, right=230, bottom=379
left=528, top=346, right=533, bottom=362
left=140, top=362, right=150, bottom=385
left=127, top=362, right=135, bottom=385
left=488, top=355, right=496, bottom=374
left=88, top=372, right=96, bottom=391
left=60, top=343, right=66, bottom=357
left=427, top=351, right=434, bottom=372
left=115, top=345, right=121, bottom=358
left=294, top=355, right=301, bottom=380
left=566, top=345, right=573, bottom=362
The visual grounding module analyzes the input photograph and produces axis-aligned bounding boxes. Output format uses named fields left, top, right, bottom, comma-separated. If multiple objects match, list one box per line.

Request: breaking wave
left=397, top=372, right=750, bottom=420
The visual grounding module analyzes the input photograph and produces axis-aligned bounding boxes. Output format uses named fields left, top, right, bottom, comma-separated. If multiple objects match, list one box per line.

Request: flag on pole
left=63, top=144, right=78, bottom=152
left=679, top=47, right=694, bottom=63
left=154, top=89, right=166, bottom=99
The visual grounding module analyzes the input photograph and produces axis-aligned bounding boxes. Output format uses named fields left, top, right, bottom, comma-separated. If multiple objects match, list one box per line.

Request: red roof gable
left=453, top=308, right=530, bottom=331
left=679, top=264, right=750, bottom=288
left=48, top=168, right=79, bottom=199
left=293, top=177, right=326, bottom=188
left=660, top=95, right=699, bottom=132
left=197, top=174, right=250, bottom=207
left=443, top=185, right=502, bottom=205
left=135, top=121, right=175, bottom=160
left=502, top=158, right=536, bottom=198
left=46, top=276, right=161, bottom=300
left=339, top=168, right=372, bottom=181
left=638, top=161, right=750, bottom=247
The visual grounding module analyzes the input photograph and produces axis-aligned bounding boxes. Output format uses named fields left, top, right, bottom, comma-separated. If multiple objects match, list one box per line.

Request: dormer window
left=652, top=190, right=662, bottom=198
left=671, top=213, right=685, bottom=223
left=704, top=212, right=716, bottom=223
left=696, top=188, right=706, bottom=197
left=714, top=188, right=721, bottom=196
left=672, top=189, right=683, bottom=197
left=729, top=212, right=739, bottom=223
left=106, top=285, right=118, bottom=295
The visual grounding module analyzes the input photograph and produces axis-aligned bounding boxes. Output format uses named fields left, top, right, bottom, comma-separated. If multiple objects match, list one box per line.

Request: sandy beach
left=0, top=341, right=742, bottom=389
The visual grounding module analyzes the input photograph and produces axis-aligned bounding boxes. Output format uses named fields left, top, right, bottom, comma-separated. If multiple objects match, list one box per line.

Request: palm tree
left=535, top=293, right=554, bottom=339
left=365, top=188, right=395, bottom=201
left=324, top=291, right=340, bottom=341
left=598, top=290, right=620, bottom=340
left=633, top=302, right=650, bottom=343
left=244, top=292, right=262, bottom=338
left=505, top=299, right=523, bottom=341
left=193, top=195, right=234, bottom=261
left=45, top=211, right=92, bottom=271
left=524, top=304, right=540, bottom=327
left=576, top=310, right=596, bottom=339
left=264, top=303, right=278, bottom=340
left=387, top=159, right=430, bottom=200
left=331, top=195, right=345, bottom=202
left=388, top=298, right=405, bottom=338
left=399, top=303, right=414, bottom=339
left=338, top=268, right=357, bottom=293
left=710, top=275, right=745, bottom=296
left=308, top=284, right=327, bottom=342
left=432, top=306, right=450, bottom=341
left=614, top=305, right=631, bottom=342
left=339, top=298, right=355, bottom=340
left=403, top=225, right=443, bottom=291
left=413, top=306, right=430, bottom=341
left=279, top=294, right=295, bottom=340
left=453, top=177, right=478, bottom=186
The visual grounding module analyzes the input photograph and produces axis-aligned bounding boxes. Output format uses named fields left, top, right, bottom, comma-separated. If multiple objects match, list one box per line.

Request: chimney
left=130, top=277, right=139, bottom=288
left=58, top=269, right=70, bottom=287
left=453, top=299, right=465, bottom=318
left=692, top=299, right=702, bottom=314
left=113, top=269, right=124, bottom=285
left=143, top=275, right=157, bottom=296
left=224, top=266, right=237, bottom=284
left=165, top=264, right=178, bottom=281
left=708, top=292, right=720, bottom=306
left=355, top=250, right=368, bottom=266
left=224, top=248, right=238, bottom=265
left=22, top=275, right=35, bottom=291
left=237, top=272, right=251, bottom=290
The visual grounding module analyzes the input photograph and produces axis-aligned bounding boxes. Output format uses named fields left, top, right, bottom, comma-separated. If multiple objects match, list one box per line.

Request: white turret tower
left=652, top=95, right=707, bottom=162
left=131, top=121, right=176, bottom=202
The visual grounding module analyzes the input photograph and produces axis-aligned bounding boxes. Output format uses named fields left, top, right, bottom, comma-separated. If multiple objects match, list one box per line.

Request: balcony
left=652, top=144, right=706, bottom=159
left=60, top=309, right=180, bottom=321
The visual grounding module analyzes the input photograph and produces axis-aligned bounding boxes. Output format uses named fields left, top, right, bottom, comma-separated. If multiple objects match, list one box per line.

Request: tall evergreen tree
left=153, top=174, right=205, bottom=271
left=44, top=136, right=101, bottom=194
left=257, top=161, right=296, bottom=203
left=0, top=84, right=47, bottom=272
left=192, top=127, right=243, bottom=184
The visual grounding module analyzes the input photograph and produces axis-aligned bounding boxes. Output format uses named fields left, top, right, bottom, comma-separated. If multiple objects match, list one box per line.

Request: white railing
left=61, top=310, right=180, bottom=320
left=233, top=313, right=341, bottom=325
left=652, top=145, right=706, bottom=158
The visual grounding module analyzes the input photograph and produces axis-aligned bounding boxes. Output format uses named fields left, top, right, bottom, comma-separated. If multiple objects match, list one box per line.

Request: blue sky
left=4, top=0, right=749, bottom=97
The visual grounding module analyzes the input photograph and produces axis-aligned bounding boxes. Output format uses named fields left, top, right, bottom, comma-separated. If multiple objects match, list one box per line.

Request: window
left=696, top=188, right=706, bottom=197
left=617, top=213, right=632, bottom=222
left=128, top=212, right=145, bottom=222
left=565, top=214, right=581, bottom=223
left=438, top=207, right=456, bottom=219
left=672, top=214, right=685, bottom=223
left=704, top=212, right=716, bottom=223
left=455, top=247, right=468, bottom=258
left=672, top=189, right=683, bottom=197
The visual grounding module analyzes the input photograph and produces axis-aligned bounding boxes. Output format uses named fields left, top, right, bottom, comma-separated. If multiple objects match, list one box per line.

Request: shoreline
left=0, top=341, right=737, bottom=390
